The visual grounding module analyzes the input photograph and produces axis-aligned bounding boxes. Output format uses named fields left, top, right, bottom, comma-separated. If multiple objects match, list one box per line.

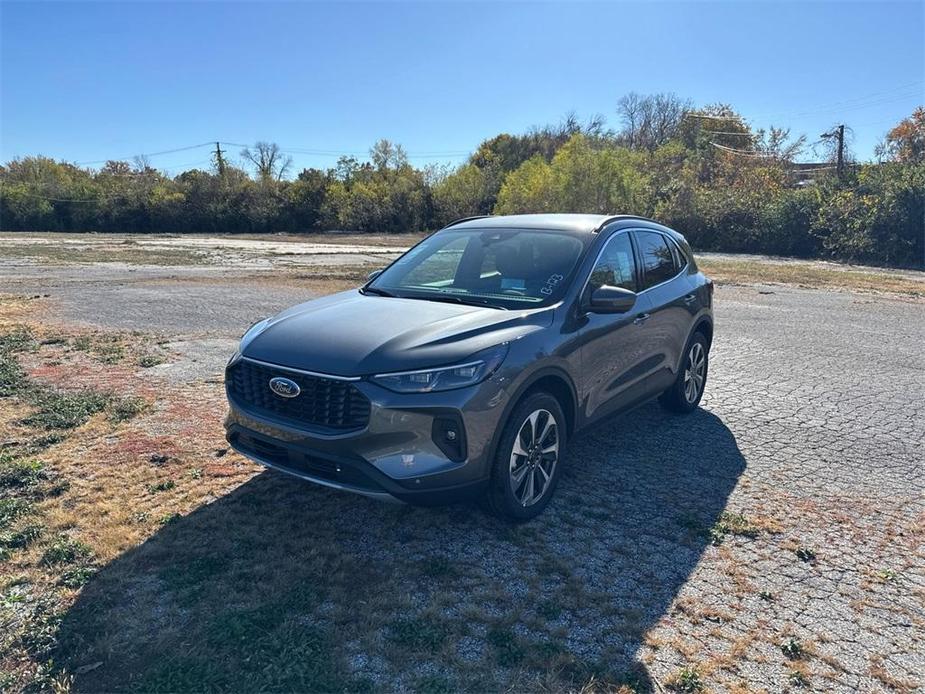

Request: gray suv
left=225, top=214, right=713, bottom=520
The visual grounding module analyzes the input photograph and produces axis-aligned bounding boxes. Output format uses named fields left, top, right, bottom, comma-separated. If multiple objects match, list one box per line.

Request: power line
left=709, top=142, right=773, bottom=158
left=760, top=83, right=922, bottom=119
left=75, top=142, right=214, bottom=165
left=686, top=113, right=748, bottom=122
left=220, top=142, right=470, bottom=159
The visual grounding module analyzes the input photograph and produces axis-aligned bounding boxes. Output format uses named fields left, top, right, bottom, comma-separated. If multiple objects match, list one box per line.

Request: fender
left=482, top=365, right=579, bottom=475
left=677, top=312, right=714, bottom=371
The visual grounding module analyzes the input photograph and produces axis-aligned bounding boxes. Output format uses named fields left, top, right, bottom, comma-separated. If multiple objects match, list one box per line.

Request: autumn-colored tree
left=879, top=107, right=925, bottom=164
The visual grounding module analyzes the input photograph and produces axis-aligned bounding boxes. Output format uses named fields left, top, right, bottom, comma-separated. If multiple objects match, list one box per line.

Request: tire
left=487, top=391, right=566, bottom=522
left=659, top=331, right=709, bottom=414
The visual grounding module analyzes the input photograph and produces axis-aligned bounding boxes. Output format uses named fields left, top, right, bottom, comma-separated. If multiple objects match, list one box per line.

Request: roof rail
left=442, top=215, right=491, bottom=229
left=592, top=214, right=659, bottom=233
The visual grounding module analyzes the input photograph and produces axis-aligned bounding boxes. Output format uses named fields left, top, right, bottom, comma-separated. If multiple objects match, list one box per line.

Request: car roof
left=443, top=213, right=661, bottom=235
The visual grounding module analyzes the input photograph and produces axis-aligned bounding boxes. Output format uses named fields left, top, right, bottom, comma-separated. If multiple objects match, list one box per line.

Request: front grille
left=227, top=359, right=370, bottom=431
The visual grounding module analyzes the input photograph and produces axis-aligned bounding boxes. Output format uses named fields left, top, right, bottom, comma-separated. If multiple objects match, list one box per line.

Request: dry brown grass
left=0, top=242, right=209, bottom=266
left=697, top=258, right=925, bottom=299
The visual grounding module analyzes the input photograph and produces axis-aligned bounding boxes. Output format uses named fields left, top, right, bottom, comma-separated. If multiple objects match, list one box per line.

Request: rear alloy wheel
left=684, top=341, right=706, bottom=404
left=488, top=392, right=565, bottom=521
left=659, top=332, right=709, bottom=413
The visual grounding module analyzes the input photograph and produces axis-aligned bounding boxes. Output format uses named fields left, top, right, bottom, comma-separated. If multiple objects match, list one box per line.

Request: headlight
left=370, top=344, right=509, bottom=393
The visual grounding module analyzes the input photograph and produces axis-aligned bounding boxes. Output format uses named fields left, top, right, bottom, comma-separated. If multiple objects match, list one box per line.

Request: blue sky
left=1, top=1, right=922, bottom=173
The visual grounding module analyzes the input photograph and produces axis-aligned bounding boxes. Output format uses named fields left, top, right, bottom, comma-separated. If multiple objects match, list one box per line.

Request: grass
left=697, top=257, right=925, bottom=298
left=709, top=511, right=760, bottom=546
left=21, top=389, right=110, bottom=430
left=41, top=536, right=93, bottom=567
left=5, top=232, right=923, bottom=299
left=138, top=354, right=165, bottom=368
left=0, top=459, right=48, bottom=490
left=107, top=396, right=149, bottom=423
left=666, top=666, right=705, bottom=692
left=385, top=616, right=449, bottom=653
left=147, top=479, right=176, bottom=494
left=0, top=256, right=919, bottom=692
left=0, top=242, right=208, bottom=266
left=780, top=637, right=805, bottom=660
left=486, top=625, right=526, bottom=666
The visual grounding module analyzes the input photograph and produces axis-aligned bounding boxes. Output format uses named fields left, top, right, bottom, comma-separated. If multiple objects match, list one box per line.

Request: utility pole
left=821, top=125, right=845, bottom=177
left=835, top=124, right=845, bottom=178
left=213, top=142, right=226, bottom=177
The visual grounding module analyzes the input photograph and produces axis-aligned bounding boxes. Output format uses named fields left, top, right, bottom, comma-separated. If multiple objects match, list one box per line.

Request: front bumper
left=224, top=368, right=510, bottom=504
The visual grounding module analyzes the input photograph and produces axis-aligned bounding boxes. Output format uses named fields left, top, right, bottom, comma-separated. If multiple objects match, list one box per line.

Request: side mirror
left=366, top=269, right=383, bottom=281
left=587, top=285, right=637, bottom=314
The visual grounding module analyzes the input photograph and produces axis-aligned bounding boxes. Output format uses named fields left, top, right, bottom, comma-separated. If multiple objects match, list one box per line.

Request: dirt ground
left=0, top=233, right=923, bottom=693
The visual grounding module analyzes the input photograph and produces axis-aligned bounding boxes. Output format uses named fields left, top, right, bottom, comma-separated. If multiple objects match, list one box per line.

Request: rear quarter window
left=636, top=230, right=679, bottom=289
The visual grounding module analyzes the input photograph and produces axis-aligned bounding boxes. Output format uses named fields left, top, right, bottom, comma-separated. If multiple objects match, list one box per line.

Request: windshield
left=368, top=228, right=588, bottom=309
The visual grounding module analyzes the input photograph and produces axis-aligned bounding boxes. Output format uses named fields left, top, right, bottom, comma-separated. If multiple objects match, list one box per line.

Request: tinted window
left=667, top=236, right=689, bottom=269
left=371, top=229, right=586, bottom=308
left=636, top=231, right=678, bottom=289
left=588, top=233, right=636, bottom=292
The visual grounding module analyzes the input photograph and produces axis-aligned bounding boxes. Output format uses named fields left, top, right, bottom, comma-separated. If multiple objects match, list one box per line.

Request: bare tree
left=813, top=125, right=855, bottom=166
left=754, top=127, right=807, bottom=161
left=370, top=139, right=408, bottom=170
left=617, top=92, right=692, bottom=150
left=241, top=142, right=292, bottom=183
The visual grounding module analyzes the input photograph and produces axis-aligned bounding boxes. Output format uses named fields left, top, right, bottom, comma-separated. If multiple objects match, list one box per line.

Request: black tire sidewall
left=488, top=392, right=566, bottom=522
left=663, top=332, right=709, bottom=413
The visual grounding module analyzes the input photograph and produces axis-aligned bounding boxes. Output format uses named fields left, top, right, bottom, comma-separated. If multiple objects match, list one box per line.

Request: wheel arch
left=485, top=366, right=578, bottom=470
left=691, top=315, right=714, bottom=350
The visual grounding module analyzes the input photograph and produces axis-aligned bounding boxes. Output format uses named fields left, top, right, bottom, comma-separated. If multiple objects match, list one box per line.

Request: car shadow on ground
left=54, top=403, right=745, bottom=692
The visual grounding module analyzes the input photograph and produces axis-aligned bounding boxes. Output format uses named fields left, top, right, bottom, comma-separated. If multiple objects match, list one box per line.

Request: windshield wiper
left=414, top=294, right=507, bottom=310
left=361, top=286, right=396, bottom=298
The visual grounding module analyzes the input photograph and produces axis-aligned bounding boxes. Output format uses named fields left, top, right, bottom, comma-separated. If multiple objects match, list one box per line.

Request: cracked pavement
left=4, top=254, right=923, bottom=691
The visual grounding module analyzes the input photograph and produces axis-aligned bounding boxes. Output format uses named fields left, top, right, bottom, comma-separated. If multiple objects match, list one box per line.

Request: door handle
left=633, top=313, right=650, bottom=325
left=683, top=294, right=697, bottom=304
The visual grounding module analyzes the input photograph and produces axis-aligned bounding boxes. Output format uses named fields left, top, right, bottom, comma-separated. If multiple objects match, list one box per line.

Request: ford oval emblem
left=269, top=376, right=300, bottom=398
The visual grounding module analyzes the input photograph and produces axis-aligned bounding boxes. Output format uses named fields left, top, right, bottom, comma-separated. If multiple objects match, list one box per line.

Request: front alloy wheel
left=509, top=408, right=559, bottom=507
left=488, top=391, right=566, bottom=521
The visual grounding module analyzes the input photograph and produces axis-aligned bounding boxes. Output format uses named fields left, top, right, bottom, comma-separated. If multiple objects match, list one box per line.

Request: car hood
left=241, top=290, right=553, bottom=377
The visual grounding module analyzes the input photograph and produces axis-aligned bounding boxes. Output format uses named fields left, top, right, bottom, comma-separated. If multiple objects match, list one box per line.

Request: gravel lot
left=2, top=240, right=923, bottom=691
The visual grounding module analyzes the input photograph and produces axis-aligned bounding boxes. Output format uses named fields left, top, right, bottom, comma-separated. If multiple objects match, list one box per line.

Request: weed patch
left=41, top=536, right=93, bottom=567
left=709, top=511, right=760, bottom=546
left=138, top=354, right=165, bottom=368
left=0, top=352, right=26, bottom=396
left=0, top=458, right=48, bottom=490
left=385, top=616, right=448, bottom=653
left=486, top=625, right=525, bottom=666
left=0, top=523, right=44, bottom=553
left=0, top=497, right=33, bottom=529
left=58, top=566, right=97, bottom=589
left=666, top=665, right=704, bottom=692
left=147, top=479, right=176, bottom=494
left=780, top=637, right=805, bottom=660
left=22, top=390, right=109, bottom=430
left=108, top=396, right=149, bottom=423
left=0, top=326, right=36, bottom=353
